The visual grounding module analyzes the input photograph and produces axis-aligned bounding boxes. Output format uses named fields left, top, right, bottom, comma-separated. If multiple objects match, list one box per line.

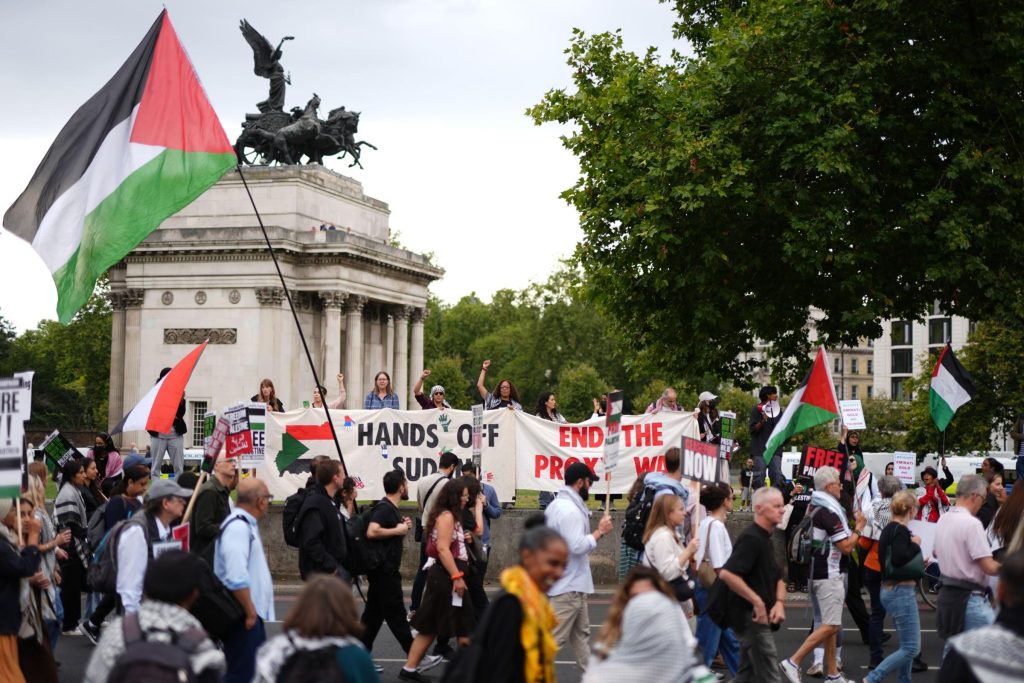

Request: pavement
left=54, top=585, right=946, bottom=683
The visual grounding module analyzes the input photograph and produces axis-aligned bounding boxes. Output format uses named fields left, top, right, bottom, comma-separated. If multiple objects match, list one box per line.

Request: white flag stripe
left=932, top=363, right=972, bottom=413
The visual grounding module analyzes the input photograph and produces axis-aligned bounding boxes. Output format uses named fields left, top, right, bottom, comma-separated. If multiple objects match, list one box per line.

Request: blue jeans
left=222, top=617, right=266, bottom=683
left=867, top=584, right=919, bottom=683
left=45, top=590, right=64, bottom=652
left=863, top=568, right=886, bottom=664
left=694, top=583, right=740, bottom=675
left=942, top=594, right=995, bottom=659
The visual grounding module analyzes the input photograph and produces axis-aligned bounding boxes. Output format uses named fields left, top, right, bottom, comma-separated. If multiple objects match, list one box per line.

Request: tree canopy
left=530, top=0, right=1024, bottom=386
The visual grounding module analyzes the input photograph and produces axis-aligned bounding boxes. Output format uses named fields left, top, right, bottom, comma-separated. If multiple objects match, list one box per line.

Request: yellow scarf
left=499, top=565, right=558, bottom=683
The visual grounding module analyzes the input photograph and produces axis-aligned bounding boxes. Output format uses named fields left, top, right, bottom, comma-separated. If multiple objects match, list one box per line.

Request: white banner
left=515, top=411, right=699, bottom=493
left=262, top=408, right=516, bottom=502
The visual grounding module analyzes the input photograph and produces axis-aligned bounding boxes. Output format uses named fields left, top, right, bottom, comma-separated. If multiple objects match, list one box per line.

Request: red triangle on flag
left=800, top=347, right=840, bottom=414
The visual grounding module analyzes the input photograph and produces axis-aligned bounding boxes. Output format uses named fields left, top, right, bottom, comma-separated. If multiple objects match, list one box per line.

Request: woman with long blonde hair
left=642, top=494, right=700, bottom=613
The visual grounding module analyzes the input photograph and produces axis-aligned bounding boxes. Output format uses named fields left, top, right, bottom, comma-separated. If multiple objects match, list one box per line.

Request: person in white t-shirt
left=694, top=482, right=740, bottom=677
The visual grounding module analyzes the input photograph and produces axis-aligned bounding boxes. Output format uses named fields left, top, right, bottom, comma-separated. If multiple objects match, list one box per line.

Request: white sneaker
left=417, top=654, right=444, bottom=672
left=807, top=662, right=824, bottom=677
left=824, top=675, right=851, bottom=683
left=780, top=658, right=802, bottom=683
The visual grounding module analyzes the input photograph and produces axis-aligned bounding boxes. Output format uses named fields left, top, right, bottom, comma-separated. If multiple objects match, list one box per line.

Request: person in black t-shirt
left=360, top=470, right=443, bottom=674
left=719, top=487, right=787, bottom=683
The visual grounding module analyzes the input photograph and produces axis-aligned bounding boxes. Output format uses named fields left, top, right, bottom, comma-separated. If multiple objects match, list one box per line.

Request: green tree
left=554, top=363, right=608, bottom=422
left=530, top=2, right=1024, bottom=386
left=859, top=397, right=908, bottom=452
left=420, top=356, right=472, bottom=410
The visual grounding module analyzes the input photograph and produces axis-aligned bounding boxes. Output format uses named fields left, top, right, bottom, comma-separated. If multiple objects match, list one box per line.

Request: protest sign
left=603, top=390, right=624, bottom=472
left=244, top=403, right=266, bottom=468
left=202, top=416, right=229, bottom=472
left=893, top=452, right=916, bottom=485
left=172, top=522, right=190, bottom=553
left=0, top=375, right=32, bottom=498
left=471, top=404, right=483, bottom=468
left=516, top=411, right=697, bottom=494
left=907, top=519, right=936, bottom=561
left=682, top=436, right=725, bottom=485
left=264, top=407, right=517, bottom=502
left=40, top=429, right=79, bottom=476
left=800, top=445, right=845, bottom=478
left=839, top=400, right=867, bottom=430
left=718, top=410, right=736, bottom=460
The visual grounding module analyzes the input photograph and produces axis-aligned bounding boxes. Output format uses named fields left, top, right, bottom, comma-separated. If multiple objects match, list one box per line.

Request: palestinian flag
left=112, top=341, right=208, bottom=434
left=930, top=344, right=976, bottom=432
left=763, top=347, right=840, bottom=463
left=2, top=11, right=235, bottom=323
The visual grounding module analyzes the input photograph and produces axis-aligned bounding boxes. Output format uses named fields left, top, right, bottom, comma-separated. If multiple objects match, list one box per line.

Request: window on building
left=834, top=357, right=841, bottom=373
left=891, top=349, right=913, bottom=374
left=190, top=400, right=208, bottom=448
left=867, top=337, right=875, bottom=348
left=891, top=320, right=912, bottom=346
left=928, top=317, right=951, bottom=346
left=891, top=378, right=908, bottom=401
left=851, top=384, right=859, bottom=399
left=867, top=385, right=874, bottom=398
left=968, top=320, right=977, bottom=338
left=851, top=359, right=859, bottom=374
left=867, top=359, right=873, bottom=374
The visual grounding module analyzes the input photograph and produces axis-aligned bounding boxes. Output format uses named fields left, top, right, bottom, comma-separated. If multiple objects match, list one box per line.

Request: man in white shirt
left=115, top=479, right=192, bottom=613
left=544, top=462, right=614, bottom=670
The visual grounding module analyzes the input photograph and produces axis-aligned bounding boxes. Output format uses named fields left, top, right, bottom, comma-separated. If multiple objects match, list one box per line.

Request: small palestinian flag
left=112, top=341, right=208, bottom=435
left=930, top=344, right=976, bottom=432
left=2, top=11, right=235, bottom=323
left=763, top=347, right=840, bottom=463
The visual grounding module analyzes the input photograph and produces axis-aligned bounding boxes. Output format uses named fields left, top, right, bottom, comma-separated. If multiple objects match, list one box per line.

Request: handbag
left=883, top=538, right=926, bottom=582
left=697, top=521, right=719, bottom=589
left=669, top=575, right=696, bottom=602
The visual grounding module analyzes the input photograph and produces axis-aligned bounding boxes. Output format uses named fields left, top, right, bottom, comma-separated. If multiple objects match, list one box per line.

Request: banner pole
left=181, top=471, right=208, bottom=524
left=235, top=166, right=348, bottom=476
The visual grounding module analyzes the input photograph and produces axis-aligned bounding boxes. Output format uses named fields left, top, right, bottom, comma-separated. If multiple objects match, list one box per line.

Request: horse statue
left=309, top=107, right=378, bottom=168
left=271, top=94, right=324, bottom=165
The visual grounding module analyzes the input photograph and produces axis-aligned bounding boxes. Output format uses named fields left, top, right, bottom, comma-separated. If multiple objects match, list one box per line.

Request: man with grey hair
left=719, top=486, right=787, bottom=683
left=645, top=387, right=682, bottom=414
left=934, top=473, right=1001, bottom=659
left=781, top=466, right=865, bottom=683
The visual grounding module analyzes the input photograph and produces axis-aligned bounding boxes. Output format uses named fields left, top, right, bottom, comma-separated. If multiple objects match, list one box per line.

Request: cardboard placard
left=471, top=404, right=483, bottom=468
left=682, top=436, right=724, bottom=485
left=603, top=390, right=625, bottom=471
left=893, top=452, right=916, bottom=485
left=840, top=400, right=866, bottom=430
left=800, top=445, right=845, bottom=479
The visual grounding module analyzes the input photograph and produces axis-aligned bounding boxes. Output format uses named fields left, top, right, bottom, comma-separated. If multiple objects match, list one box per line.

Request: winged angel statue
left=239, top=19, right=293, bottom=113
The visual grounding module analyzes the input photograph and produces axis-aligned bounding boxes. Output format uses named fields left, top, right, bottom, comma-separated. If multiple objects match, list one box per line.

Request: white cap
left=698, top=391, right=718, bottom=402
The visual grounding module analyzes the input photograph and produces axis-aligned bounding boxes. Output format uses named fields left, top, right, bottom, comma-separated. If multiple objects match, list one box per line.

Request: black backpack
left=86, top=500, right=110, bottom=550
left=276, top=637, right=346, bottom=683
left=283, top=486, right=312, bottom=548
left=341, top=505, right=385, bottom=576
left=106, top=612, right=205, bottom=683
left=788, top=506, right=824, bottom=566
left=622, top=483, right=659, bottom=551
left=88, top=515, right=149, bottom=594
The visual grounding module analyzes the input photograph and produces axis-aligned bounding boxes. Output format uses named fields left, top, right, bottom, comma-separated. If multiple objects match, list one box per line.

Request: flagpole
left=235, top=166, right=349, bottom=476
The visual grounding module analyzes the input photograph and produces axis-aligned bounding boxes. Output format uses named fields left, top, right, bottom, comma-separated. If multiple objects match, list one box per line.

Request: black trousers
left=59, top=553, right=86, bottom=631
left=845, top=562, right=870, bottom=643
left=361, top=570, right=413, bottom=654
left=88, top=592, right=117, bottom=628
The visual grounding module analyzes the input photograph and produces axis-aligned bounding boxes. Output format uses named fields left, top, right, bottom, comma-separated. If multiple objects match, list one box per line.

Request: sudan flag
left=112, top=341, right=208, bottom=435
left=2, top=11, right=235, bottom=323
left=763, top=347, right=840, bottom=463
left=930, top=344, right=976, bottom=432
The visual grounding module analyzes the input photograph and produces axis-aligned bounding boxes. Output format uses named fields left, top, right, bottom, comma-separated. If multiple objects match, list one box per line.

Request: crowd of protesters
left=2, top=371, right=1021, bottom=683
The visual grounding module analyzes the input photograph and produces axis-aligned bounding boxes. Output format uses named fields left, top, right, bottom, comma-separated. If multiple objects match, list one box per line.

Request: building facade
left=871, top=312, right=974, bottom=400
left=107, top=165, right=442, bottom=448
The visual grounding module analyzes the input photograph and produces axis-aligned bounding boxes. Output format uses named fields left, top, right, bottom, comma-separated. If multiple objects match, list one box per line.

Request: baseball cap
left=123, top=453, right=152, bottom=469
left=698, top=391, right=718, bottom=402
left=564, top=462, right=599, bottom=486
left=147, top=479, right=193, bottom=501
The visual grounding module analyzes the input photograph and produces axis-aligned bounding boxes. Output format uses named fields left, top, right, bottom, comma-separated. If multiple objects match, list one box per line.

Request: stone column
left=121, top=288, right=145, bottom=440
left=385, top=313, right=395, bottom=382
left=409, top=307, right=426, bottom=409
left=255, top=287, right=285, bottom=388
left=344, top=295, right=367, bottom=405
left=106, top=289, right=128, bottom=438
left=318, top=291, right=346, bottom=381
left=368, top=305, right=384, bottom=378
left=393, top=306, right=411, bottom=408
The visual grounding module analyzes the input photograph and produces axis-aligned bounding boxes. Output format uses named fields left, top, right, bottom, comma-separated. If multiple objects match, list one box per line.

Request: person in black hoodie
left=147, top=367, right=188, bottom=476
left=938, top=549, right=1024, bottom=683
left=297, top=459, right=347, bottom=580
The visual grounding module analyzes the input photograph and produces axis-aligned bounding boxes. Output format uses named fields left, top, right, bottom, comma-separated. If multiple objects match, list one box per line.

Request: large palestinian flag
left=112, top=341, right=208, bottom=435
left=2, top=11, right=235, bottom=323
left=930, top=344, right=976, bottom=432
left=763, top=347, right=840, bottom=463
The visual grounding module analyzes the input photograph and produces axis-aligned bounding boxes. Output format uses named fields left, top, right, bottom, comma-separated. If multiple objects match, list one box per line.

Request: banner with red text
left=515, top=411, right=699, bottom=493
left=262, top=407, right=516, bottom=502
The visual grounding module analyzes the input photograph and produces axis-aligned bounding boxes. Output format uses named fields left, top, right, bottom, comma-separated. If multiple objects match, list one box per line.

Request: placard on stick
left=682, top=436, right=722, bottom=485
left=603, top=390, right=624, bottom=472
left=471, top=404, right=483, bottom=468
left=839, top=400, right=866, bottom=430
left=0, top=375, right=32, bottom=498
left=893, top=452, right=916, bottom=485
left=800, top=445, right=844, bottom=479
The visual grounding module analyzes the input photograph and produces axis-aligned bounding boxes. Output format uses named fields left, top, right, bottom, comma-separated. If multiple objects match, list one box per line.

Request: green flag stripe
left=763, top=403, right=838, bottom=465
left=929, top=389, right=955, bottom=432
left=52, top=148, right=235, bottom=322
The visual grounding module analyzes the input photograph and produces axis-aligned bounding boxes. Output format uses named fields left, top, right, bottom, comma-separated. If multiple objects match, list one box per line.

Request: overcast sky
left=0, top=0, right=683, bottom=331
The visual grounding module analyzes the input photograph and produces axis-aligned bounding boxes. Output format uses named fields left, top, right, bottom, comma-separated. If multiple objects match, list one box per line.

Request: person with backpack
left=282, top=454, right=331, bottom=549
left=84, top=550, right=226, bottom=683
left=543, top=462, right=613, bottom=672
left=622, top=447, right=691, bottom=555
left=190, top=456, right=236, bottom=564
left=215, top=477, right=275, bottom=683
left=297, top=459, right=349, bottom=580
left=254, top=574, right=379, bottom=683
left=780, top=466, right=866, bottom=683
left=116, top=478, right=192, bottom=614
left=359, top=470, right=443, bottom=675
left=441, top=514, right=567, bottom=683
left=78, top=464, right=151, bottom=643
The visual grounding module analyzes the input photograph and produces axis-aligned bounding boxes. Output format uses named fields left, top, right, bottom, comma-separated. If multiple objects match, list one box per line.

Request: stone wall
left=260, top=507, right=789, bottom=584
